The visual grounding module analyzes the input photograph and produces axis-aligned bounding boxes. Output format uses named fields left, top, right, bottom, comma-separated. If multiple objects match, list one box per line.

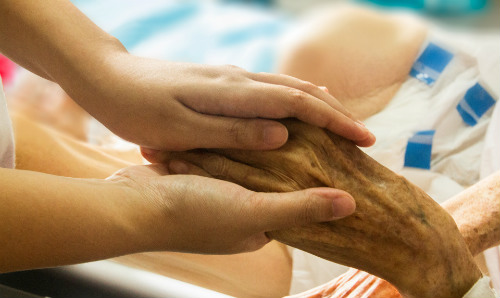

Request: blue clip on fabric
left=456, top=82, right=496, bottom=126
left=410, top=42, right=453, bottom=86
left=404, top=130, right=436, bottom=170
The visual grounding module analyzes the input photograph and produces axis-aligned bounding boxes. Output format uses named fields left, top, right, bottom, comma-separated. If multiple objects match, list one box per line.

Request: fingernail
left=319, top=86, right=329, bottom=93
left=355, top=121, right=369, bottom=134
left=329, top=195, right=356, bottom=219
left=356, top=120, right=366, bottom=127
left=263, top=124, right=288, bottom=147
left=368, top=131, right=376, bottom=143
left=355, top=121, right=376, bottom=142
left=169, top=160, right=189, bottom=174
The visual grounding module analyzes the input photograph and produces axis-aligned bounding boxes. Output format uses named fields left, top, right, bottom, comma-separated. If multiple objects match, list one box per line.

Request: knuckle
left=286, top=88, right=311, bottom=115
left=221, top=64, right=247, bottom=77
left=314, top=111, right=333, bottom=129
left=228, top=119, right=248, bottom=146
left=223, top=64, right=243, bottom=71
left=211, top=65, right=249, bottom=86
left=287, top=87, right=307, bottom=102
left=203, top=154, right=230, bottom=178
left=299, top=80, right=318, bottom=93
left=297, top=196, right=319, bottom=224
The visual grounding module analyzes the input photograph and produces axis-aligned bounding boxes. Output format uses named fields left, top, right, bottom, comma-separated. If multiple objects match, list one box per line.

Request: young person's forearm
left=0, top=0, right=126, bottom=89
left=11, top=112, right=137, bottom=179
left=0, top=167, right=151, bottom=273
left=443, top=170, right=500, bottom=256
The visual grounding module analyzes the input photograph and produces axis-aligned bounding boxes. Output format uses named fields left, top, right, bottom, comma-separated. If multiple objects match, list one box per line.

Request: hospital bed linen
left=52, top=260, right=235, bottom=298
left=289, top=26, right=500, bottom=294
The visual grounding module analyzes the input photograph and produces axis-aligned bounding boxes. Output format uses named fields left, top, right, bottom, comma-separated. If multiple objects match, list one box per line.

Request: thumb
left=254, top=188, right=356, bottom=232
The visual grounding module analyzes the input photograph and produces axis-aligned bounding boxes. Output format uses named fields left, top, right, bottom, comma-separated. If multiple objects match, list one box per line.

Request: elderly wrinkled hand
left=146, top=119, right=482, bottom=298
left=287, top=170, right=500, bottom=298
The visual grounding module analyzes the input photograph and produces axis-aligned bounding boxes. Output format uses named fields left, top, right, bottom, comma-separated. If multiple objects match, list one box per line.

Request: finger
left=250, top=72, right=352, bottom=118
left=176, top=81, right=373, bottom=148
left=250, top=81, right=374, bottom=147
left=171, top=109, right=289, bottom=150
left=167, top=150, right=268, bottom=189
left=251, top=188, right=356, bottom=232
left=168, top=160, right=212, bottom=178
left=249, top=73, right=375, bottom=146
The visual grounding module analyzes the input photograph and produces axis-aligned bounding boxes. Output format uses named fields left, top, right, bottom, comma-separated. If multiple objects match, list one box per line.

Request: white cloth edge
left=463, top=276, right=498, bottom=298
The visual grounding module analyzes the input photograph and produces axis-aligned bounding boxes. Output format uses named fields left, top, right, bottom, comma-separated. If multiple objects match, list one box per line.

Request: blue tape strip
left=404, top=130, right=436, bottom=170
left=409, top=43, right=453, bottom=85
left=456, top=83, right=496, bottom=126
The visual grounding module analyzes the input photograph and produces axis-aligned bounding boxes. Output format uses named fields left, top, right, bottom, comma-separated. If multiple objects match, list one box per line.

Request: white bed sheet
left=57, top=260, right=235, bottom=298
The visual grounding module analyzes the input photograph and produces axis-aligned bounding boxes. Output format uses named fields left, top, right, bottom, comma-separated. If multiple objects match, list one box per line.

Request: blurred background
left=1, top=0, right=499, bottom=87
left=0, top=1, right=499, bottom=297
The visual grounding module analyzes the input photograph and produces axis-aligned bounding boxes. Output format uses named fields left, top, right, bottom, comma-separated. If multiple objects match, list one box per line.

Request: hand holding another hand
left=80, top=55, right=374, bottom=151
left=106, top=163, right=355, bottom=254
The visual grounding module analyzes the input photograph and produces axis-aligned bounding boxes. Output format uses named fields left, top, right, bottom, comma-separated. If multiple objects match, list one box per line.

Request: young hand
left=107, top=163, right=356, bottom=254
left=78, top=56, right=374, bottom=151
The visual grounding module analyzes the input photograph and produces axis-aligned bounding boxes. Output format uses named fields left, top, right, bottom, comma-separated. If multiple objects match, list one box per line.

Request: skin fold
left=158, top=119, right=482, bottom=298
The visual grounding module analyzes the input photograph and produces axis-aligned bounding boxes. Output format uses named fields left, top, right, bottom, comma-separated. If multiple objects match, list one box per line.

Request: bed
left=2, top=0, right=498, bottom=296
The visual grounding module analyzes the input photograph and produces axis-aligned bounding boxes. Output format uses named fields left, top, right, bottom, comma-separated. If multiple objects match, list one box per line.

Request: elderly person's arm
left=286, top=170, right=500, bottom=298
left=152, top=119, right=483, bottom=298
left=443, top=171, right=500, bottom=256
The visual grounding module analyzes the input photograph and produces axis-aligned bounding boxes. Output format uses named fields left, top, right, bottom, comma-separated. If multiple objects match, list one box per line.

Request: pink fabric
left=0, top=54, right=16, bottom=86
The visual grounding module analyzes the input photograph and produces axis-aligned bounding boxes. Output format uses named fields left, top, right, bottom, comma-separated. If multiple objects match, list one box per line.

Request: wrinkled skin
left=286, top=170, right=500, bottom=298
left=155, top=119, right=481, bottom=298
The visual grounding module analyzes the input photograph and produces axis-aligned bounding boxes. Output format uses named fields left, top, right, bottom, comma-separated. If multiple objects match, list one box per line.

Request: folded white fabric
left=463, top=276, right=498, bottom=298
